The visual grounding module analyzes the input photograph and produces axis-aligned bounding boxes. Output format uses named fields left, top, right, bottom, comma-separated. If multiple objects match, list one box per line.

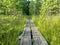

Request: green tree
left=35, top=0, right=42, bottom=15
left=40, top=0, right=59, bottom=16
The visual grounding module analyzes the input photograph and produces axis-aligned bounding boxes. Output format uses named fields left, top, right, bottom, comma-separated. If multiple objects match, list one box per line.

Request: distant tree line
left=29, top=0, right=59, bottom=15
left=0, top=0, right=59, bottom=15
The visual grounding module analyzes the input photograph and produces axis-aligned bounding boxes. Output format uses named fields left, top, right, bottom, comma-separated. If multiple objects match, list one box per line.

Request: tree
left=40, top=0, right=59, bottom=16
left=35, top=0, right=42, bottom=15
left=29, top=0, right=36, bottom=15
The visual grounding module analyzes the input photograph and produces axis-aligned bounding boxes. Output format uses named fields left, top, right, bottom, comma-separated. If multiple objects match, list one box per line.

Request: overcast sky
left=27, top=0, right=35, bottom=1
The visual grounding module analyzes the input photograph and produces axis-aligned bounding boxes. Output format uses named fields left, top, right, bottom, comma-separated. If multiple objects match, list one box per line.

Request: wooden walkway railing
left=19, top=19, right=48, bottom=45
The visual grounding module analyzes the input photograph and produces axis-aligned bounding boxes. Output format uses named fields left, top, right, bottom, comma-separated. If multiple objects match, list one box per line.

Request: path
left=19, top=19, right=48, bottom=45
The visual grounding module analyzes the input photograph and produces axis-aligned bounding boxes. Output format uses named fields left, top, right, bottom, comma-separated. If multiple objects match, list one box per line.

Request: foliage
left=0, top=0, right=24, bottom=15
left=32, top=0, right=59, bottom=45
left=0, top=15, right=26, bottom=45
left=0, top=0, right=60, bottom=45
left=32, top=15, right=60, bottom=45
left=40, top=0, right=59, bottom=16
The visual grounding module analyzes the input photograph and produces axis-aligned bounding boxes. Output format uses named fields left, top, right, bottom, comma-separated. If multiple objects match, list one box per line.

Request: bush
left=0, top=15, right=26, bottom=45
left=32, top=15, right=60, bottom=45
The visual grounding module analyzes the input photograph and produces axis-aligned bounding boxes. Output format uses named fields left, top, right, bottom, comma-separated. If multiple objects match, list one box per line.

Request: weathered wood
left=31, top=22, right=48, bottom=45
left=20, top=20, right=31, bottom=45
left=19, top=20, right=48, bottom=45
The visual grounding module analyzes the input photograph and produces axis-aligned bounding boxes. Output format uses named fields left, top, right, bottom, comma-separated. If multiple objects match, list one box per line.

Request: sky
left=27, top=0, right=35, bottom=1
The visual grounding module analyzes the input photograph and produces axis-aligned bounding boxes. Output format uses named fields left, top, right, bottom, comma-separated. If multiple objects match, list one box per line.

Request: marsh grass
left=32, top=15, right=60, bottom=45
left=0, top=15, right=26, bottom=45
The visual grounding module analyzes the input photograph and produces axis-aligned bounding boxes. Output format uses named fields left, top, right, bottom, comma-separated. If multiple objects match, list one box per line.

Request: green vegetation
left=0, top=15, right=26, bottom=45
left=32, top=15, right=60, bottom=45
left=32, top=0, right=60, bottom=45
left=0, top=0, right=60, bottom=45
left=0, top=0, right=28, bottom=45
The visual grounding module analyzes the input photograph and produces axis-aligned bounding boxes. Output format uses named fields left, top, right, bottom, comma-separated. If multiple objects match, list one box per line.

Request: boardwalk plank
left=19, top=20, right=48, bottom=45
left=31, top=22, right=48, bottom=45
left=20, top=20, right=31, bottom=45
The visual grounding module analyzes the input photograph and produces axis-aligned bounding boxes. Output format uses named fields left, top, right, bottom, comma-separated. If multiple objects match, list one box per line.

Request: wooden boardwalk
left=19, top=20, right=48, bottom=45
left=31, top=21, right=48, bottom=45
left=19, top=20, right=31, bottom=45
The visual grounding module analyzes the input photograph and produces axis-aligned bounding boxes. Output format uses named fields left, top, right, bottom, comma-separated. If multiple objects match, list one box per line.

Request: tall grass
left=32, top=15, right=60, bottom=45
left=0, top=15, right=26, bottom=45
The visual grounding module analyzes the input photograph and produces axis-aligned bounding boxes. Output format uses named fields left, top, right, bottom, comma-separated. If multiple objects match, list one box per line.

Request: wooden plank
left=31, top=22, right=48, bottom=45
left=20, top=20, right=31, bottom=45
left=19, top=19, right=48, bottom=45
